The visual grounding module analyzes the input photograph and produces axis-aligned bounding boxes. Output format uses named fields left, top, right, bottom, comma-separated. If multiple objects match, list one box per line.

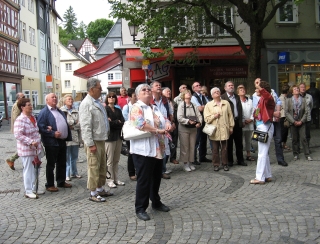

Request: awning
left=126, top=46, right=248, bottom=61
left=73, top=51, right=122, bottom=79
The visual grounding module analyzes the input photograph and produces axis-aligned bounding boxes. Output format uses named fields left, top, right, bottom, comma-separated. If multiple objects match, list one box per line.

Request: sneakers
left=71, top=175, right=82, bottom=178
left=223, top=165, right=229, bottom=171
left=307, top=156, right=313, bottom=161
left=33, top=190, right=45, bottom=195
left=6, top=159, right=15, bottom=170
left=25, top=193, right=38, bottom=199
left=189, top=164, right=196, bottom=171
left=66, top=177, right=71, bottom=181
left=164, top=169, right=172, bottom=174
left=214, top=166, right=219, bottom=171
left=97, top=189, right=114, bottom=197
left=293, top=156, right=299, bottom=161
left=114, top=181, right=125, bottom=186
left=89, top=194, right=106, bottom=202
left=108, top=181, right=117, bottom=188
left=183, top=164, right=191, bottom=172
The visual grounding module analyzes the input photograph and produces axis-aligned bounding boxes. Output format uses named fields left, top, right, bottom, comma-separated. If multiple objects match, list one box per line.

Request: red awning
left=73, top=51, right=122, bottom=79
left=126, top=46, right=248, bottom=61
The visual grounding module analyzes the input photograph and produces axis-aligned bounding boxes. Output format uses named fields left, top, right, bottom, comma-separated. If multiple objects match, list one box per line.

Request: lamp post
left=128, top=24, right=140, bottom=44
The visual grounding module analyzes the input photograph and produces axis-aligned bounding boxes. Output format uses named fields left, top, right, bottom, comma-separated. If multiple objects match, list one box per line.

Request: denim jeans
left=66, top=145, right=79, bottom=177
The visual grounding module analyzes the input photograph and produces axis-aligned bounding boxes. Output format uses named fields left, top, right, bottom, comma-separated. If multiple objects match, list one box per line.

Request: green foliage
left=59, top=26, right=73, bottom=46
left=86, top=19, right=115, bottom=45
left=63, top=6, right=78, bottom=38
left=77, top=21, right=87, bottom=39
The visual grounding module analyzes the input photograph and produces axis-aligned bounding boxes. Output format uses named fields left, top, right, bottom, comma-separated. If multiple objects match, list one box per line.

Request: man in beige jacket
left=6, top=92, right=25, bottom=170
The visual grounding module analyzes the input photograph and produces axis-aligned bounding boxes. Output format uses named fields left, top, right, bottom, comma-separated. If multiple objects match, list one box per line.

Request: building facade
left=0, top=0, right=23, bottom=119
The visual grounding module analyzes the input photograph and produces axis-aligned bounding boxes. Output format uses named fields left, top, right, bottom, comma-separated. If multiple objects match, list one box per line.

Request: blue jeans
left=66, top=145, right=79, bottom=177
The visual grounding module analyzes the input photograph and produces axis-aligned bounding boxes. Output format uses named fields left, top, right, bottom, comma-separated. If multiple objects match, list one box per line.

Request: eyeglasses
left=108, top=96, right=116, bottom=99
left=181, top=86, right=187, bottom=89
left=94, top=87, right=102, bottom=91
left=141, top=88, right=151, bottom=92
left=194, top=84, right=200, bottom=87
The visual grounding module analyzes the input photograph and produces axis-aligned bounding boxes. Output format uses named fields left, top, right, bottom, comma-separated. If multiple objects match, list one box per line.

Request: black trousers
left=44, top=140, right=67, bottom=187
left=169, top=124, right=178, bottom=161
left=227, top=120, right=244, bottom=164
left=273, top=121, right=285, bottom=163
left=280, top=117, right=289, bottom=143
left=311, top=108, right=319, bottom=128
left=126, top=141, right=135, bottom=177
left=194, top=123, right=207, bottom=161
left=132, top=154, right=162, bottom=213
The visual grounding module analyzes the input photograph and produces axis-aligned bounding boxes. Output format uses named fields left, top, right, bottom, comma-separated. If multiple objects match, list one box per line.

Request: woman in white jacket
left=237, top=85, right=255, bottom=161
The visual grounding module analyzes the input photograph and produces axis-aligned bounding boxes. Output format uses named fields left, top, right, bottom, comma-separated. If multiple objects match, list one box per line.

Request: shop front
left=265, top=41, right=320, bottom=93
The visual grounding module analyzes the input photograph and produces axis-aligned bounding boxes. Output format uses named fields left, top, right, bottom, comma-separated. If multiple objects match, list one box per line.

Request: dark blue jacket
left=37, top=105, right=72, bottom=146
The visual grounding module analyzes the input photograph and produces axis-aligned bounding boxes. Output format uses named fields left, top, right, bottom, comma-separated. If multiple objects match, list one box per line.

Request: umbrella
left=32, top=149, right=42, bottom=197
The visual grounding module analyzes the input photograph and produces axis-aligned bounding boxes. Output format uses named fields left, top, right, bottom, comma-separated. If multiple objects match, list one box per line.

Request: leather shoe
left=153, top=204, right=170, bottom=212
left=200, top=158, right=211, bottom=163
left=278, top=161, right=288, bottom=167
left=6, top=160, right=15, bottom=170
left=136, top=212, right=150, bottom=221
left=57, top=182, right=72, bottom=188
left=46, top=186, right=59, bottom=192
left=238, top=161, right=247, bottom=166
left=170, top=159, right=179, bottom=164
left=162, top=173, right=171, bottom=179
left=192, top=161, right=201, bottom=165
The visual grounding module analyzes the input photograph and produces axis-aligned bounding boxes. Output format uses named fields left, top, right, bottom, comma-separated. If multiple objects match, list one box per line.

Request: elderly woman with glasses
left=204, top=87, right=234, bottom=172
left=14, top=98, right=43, bottom=199
left=104, top=92, right=125, bottom=188
left=237, top=85, right=255, bottom=161
left=130, top=84, right=170, bottom=221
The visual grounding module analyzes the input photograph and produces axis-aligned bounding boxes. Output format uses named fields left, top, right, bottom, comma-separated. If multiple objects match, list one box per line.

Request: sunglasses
left=108, top=96, right=116, bottom=98
left=141, top=88, right=151, bottom=92
left=181, top=87, right=187, bottom=89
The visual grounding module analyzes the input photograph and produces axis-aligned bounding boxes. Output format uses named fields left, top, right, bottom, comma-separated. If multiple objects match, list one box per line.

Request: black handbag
left=183, top=102, right=198, bottom=128
left=251, top=123, right=272, bottom=143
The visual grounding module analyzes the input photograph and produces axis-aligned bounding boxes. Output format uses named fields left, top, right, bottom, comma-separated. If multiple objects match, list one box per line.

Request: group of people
left=8, top=76, right=319, bottom=221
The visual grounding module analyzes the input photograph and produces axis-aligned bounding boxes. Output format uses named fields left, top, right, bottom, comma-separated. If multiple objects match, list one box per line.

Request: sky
left=55, top=0, right=115, bottom=26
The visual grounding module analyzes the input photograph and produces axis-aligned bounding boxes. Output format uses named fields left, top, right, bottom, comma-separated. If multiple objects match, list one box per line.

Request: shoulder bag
left=183, top=102, right=198, bottom=128
left=122, top=104, right=152, bottom=140
left=251, top=123, right=272, bottom=143
left=203, top=123, right=217, bottom=136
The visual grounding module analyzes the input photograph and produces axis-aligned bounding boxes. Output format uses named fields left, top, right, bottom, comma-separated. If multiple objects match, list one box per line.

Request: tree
left=77, top=21, right=87, bottom=39
left=86, top=19, right=114, bottom=45
left=63, top=6, right=78, bottom=39
left=109, top=0, right=304, bottom=93
left=59, top=26, right=73, bottom=46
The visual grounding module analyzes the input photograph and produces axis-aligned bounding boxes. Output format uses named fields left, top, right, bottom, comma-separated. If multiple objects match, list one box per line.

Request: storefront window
left=278, top=64, right=320, bottom=92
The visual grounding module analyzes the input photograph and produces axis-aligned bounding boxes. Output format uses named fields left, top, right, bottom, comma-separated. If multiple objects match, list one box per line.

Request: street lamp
left=128, top=24, right=140, bottom=44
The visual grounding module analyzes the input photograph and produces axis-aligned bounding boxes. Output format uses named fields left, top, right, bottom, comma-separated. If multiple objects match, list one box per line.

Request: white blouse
left=240, top=97, right=254, bottom=131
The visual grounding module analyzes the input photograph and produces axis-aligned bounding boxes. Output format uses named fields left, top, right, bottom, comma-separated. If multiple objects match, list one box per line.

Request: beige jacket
left=204, top=100, right=234, bottom=141
left=10, top=102, right=21, bottom=133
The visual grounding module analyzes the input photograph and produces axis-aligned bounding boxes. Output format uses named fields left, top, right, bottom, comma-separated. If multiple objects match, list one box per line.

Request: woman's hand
left=214, top=113, right=220, bottom=119
left=255, top=78, right=261, bottom=89
left=195, top=123, right=201, bottom=128
left=30, top=141, right=38, bottom=148
left=188, top=120, right=196, bottom=125
left=229, top=129, right=233, bottom=135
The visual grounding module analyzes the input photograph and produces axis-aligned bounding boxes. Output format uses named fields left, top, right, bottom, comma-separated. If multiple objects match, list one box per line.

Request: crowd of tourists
left=6, top=77, right=320, bottom=221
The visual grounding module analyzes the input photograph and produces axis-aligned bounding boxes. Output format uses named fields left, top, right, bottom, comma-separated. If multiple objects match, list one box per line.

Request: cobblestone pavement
left=1, top=122, right=320, bottom=243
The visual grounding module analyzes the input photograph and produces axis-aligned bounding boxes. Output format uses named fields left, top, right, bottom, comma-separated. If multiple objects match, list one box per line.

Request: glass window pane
left=278, top=65, right=286, bottom=72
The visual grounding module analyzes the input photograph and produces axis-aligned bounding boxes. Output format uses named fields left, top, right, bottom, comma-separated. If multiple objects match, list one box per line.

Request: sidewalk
left=1, top=122, right=320, bottom=243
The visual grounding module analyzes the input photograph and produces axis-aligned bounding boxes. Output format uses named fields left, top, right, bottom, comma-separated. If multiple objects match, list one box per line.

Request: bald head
left=45, top=93, right=58, bottom=108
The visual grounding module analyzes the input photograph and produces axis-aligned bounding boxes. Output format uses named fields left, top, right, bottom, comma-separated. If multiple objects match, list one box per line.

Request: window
left=24, top=54, right=27, bottom=69
left=47, top=37, right=50, bottom=49
left=65, top=80, right=71, bottom=88
left=316, top=0, right=320, bottom=23
left=39, top=6, right=43, bottom=19
left=28, top=0, right=34, bottom=13
left=108, top=73, right=114, bottom=80
left=7, top=44, right=11, bottom=62
left=34, top=58, right=37, bottom=72
left=58, top=67, right=60, bottom=78
left=115, top=73, right=122, bottom=80
left=20, top=0, right=25, bottom=6
left=29, top=27, right=35, bottom=45
left=23, top=90, right=30, bottom=99
left=11, top=45, right=15, bottom=62
left=11, top=10, right=15, bottom=27
left=40, top=32, right=44, bottom=49
left=113, top=41, right=120, bottom=48
left=28, top=56, right=31, bottom=70
left=20, top=22, right=26, bottom=41
left=20, top=54, right=24, bottom=68
left=55, top=65, right=58, bottom=78
left=65, top=63, right=72, bottom=71
left=7, top=7, right=11, bottom=26
left=197, top=15, right=214, bottom=36
left=218, top=7, right=233, bottom=36
left=277, top=0, right=298, bottom=23
left=41, top=60, right=46, bottom=73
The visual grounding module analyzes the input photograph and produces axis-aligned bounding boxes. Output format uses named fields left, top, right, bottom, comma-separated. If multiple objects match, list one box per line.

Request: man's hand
left=274, top=111, right=281, bottom=118
left=255, top=78, right=261, bottom=89
left=89, top=145, right=97, bottom=153
left=230, top=129, right=233, bottom=135
left=54, top=131, right=61, bottom=138
left=195, top=123, right=201, bottom=128
left=198, top=105, right=205, bottom=112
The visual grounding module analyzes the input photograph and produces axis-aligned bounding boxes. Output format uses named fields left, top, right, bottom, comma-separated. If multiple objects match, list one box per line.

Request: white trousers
left=255, top=123, right=274, bottom=181
left=21, top=156, right=40, bottom=194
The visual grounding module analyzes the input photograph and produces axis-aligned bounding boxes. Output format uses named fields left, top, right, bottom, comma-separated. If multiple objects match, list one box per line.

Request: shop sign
left=147, top=61, right=170, bottom=80
left=278, top=52, right=290, bottom=64
left=46, top=75, right=52, bottom=88
left=208, top=66, right=247, bottom=77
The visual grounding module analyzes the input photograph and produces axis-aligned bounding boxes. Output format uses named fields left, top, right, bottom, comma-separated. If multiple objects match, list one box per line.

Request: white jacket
left=79, top=94, right=109, bottom=147
left=240, top=97, right=254, bottom=131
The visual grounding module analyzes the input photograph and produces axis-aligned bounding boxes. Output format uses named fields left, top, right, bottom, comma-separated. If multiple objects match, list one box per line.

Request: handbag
left=284, top=118, right=290, bottom=128
left=203, top=123, right=217, bottom=136
left=183, top=102, right=199, bottom=128
left=122, top=121, right=151, bottom=140
left=251, top=123, right=272, bottom=143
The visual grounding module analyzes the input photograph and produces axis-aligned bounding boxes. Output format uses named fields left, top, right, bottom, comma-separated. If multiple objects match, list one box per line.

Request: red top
left=117, top=95, right=129, bottom=109
left=254, top=88, right=275, bottom=123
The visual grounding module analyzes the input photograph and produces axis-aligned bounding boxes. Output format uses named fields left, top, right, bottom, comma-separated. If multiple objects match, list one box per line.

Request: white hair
left=210, top=87, right=220, bottom=95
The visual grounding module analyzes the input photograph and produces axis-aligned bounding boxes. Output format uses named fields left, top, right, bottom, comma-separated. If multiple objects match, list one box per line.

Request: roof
left=67, top=40, right=85, bottom=52
left=59, top=42, right=91, bottom=64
